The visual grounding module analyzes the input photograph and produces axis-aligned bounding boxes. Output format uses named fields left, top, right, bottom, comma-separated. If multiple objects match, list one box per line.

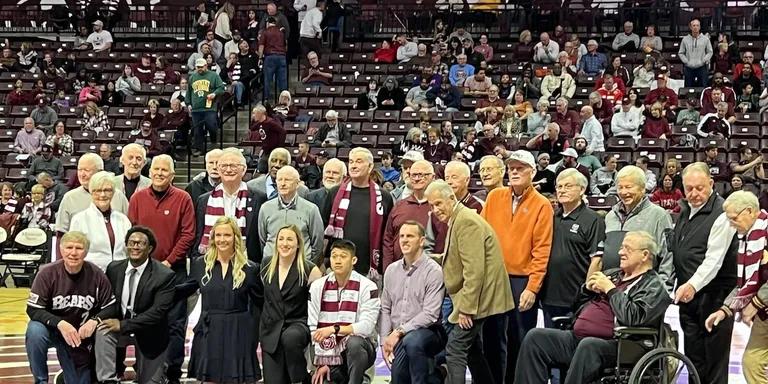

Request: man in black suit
left=192, top=148, right=268, bottom=263
left=305, top=157, right=346, bottom=208
left=94, top=226, right=175, bottom=384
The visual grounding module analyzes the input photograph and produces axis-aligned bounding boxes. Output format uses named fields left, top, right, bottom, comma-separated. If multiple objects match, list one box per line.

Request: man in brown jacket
left=426, top=180, right=515, bottom=384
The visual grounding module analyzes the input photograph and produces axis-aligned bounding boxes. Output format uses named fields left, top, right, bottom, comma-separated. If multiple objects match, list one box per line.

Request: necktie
left=126, top=268, right=138, bottom=318
left=269, top=188, right=277, bottom=199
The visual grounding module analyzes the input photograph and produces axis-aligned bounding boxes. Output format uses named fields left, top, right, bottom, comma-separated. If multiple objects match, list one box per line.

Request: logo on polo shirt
left=570, top=224, right=580, bottom=233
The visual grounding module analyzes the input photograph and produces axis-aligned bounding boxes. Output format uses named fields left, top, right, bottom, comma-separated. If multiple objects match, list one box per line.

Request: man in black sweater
left=669, top=162, right=738, bottom=384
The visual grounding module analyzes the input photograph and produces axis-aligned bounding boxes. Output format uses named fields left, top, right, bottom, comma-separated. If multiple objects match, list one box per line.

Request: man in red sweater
left=128, top=154, right=195, bottom=384
left=250, top=104, right=286, bottom=173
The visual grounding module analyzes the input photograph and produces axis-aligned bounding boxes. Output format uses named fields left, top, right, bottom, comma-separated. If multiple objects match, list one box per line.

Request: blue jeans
left=684, top=65, right=709, bottom=87
left=231, top=81, right=244, bottom=104
left=263, top=55, right=287, bottom=103
left=506, top=276, right=539, bottom=381
left=391, top=327, right=445, bottom=384
left=190, top=110, right=218, bottom=152
left=26, top=320, right=91, bottom=384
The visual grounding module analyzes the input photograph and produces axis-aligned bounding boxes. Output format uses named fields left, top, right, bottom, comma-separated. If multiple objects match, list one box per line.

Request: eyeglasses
left=409, top=172, right=433, bottom=180
left=127, top=240, right=147, bottom=247
left=92, top=188, right=114, bottom=195
left=218, top=163, right=244, bottom=170
left=479, top=167, right=501, bottom=173
left=726, top=208, right=749, bottom=221
left=555, top=184, right=579, bottom=191
left=620, top=245, right=648, bottom=253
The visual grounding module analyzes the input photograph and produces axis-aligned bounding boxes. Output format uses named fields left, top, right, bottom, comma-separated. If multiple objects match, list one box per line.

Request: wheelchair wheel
left=627, top=347, right=700, bottom=384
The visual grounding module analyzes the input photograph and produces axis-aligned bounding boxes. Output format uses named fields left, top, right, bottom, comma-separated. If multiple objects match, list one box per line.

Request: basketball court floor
left=0, top=288, right=753, bottom=383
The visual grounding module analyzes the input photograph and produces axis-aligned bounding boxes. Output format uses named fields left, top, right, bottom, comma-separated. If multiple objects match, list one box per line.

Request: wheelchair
left=552, top=316, right=701, bottom=384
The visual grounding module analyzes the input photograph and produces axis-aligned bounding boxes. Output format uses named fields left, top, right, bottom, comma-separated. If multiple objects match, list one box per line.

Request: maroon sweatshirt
left=382, top=195, right=447, bottom=271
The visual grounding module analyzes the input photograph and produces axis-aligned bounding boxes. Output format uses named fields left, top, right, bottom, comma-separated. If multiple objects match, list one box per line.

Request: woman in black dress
left=177, top=216, right=263, bottom=383
left=260, top=224, right=322, bottom=384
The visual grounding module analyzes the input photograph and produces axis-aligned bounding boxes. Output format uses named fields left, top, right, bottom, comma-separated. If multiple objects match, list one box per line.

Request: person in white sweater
left=579, top=105, right=605, bottom=155
left=115, top=65, right=141, bottom=98
left=611, top=97, right=643, bottom=138
left=612, top=21, right=640, bottom=52
left=533, top=32, right=559, bottom=64
left=539, top=63, right=576, bottom=103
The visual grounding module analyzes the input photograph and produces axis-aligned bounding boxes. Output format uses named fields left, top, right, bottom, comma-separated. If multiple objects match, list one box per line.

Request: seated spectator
left=639, top=24, right=662, bottom=53
left=514, top=231, right=671, bottom=384
left=152, top=56, right=178, bottom=85
left=464, top=68, right=493, bottom=96
left=703, top=144, right=730, bottom=182
left=429, top=79, right=462, bottom=112
left=28, top=144, right=64, bottom=179
left=498, top=104, right=522, bottom=137
left=273, top=90, right=298, bottom=122
left=162, top=98, right=191, bottom=147
left=555, top=148, right=592, bottom=188
left=169, top=77, right=188, bottom=107
left=399, top=127, right=425, bottom=156
left=25, top=231, right=115, bottom=384
left=591, top=155, right=618, bottom=196
left=223, top=29, right=242, bottom=59
left=737, top=83, right=760, bottom=113
left=733, top=64, right=762, bottom=97
left=0, top=46, right=18, bottom=71
left=642, top=102, right=671, bottom=139
left=30, top=97, right=58, bottom=133
left=374, top=40, right=398, bottom=63
left=130, top=121, right=166, bottom=157
left=701, top=73, right=736, bottom=107
left=378, top=76, right=406, bottom=111
left=589, top=91, right=614, bottom=125
left=308, top=240, right=380, bottom=384
left=142, top=99, right=164, bottom=130
left=644, top=74, right=678, bottom=110
left=540, top=63, right=576, bottom=103
left=100, top=143, right=121, bottom=175
left=69, top=171, right=131, bottom=271
left=301, top=51, right=332, bottom=86
left=574, top=136, right=603, bottom=173
left=186, top=42, right=212, bottom=70
left=730, top=145, right=764, bottom=187
left=204, top=53, right=221, bottom=75
left=294, top=140, right=316, bottom=178
left=21, top=184, right=51, bottom=229
left=498, top=72, right=514, bottom=100
left=313, top=110, right=350, bottom=148
left=711, top=42, right=733, bottom=76
left=81, top=101, right=111, bottom=134
left=395, top=33, right=418, bottom=63
left=223, top=53, right=246, bottom=107
left=463, top=39, right=485, bottom=69
left=511, top=90, right=534, bottom=121
left=0, top=182, right=19, bottom=214
left=87, top=20, right=113, bottom=51
left=100, top=81, right=121, bottom=107
left=448, top=54, right=475, bottom=87
left=552, top=97, right=581, bottom=138
left=531, top=153, right=556, bottom=194
left=558, top=50, right=579, bottom=79
left=7, top=79, right=30, bottom=106
left=357, top=79, right=380, bottom=110
left=634, top=156, right=658, bottom=193
left=612, top=97, right=643, bottom=138
left=45, top=120, right=73, bottom=157
left=578, top=40, right=607, bottom=76
left=596, top=73, right=624, bottom=104
left=677, top=96, right=701, bottom=125
left=404, top=77, right=433, bottom=112
left=650, top=173, right=683, bottom=213
left=697, top=102, right=732, bottom=138
left=379, top=152, right=401, bottom=183
left=424, top=127, right=453, bottom=164
left=78, top=75, right=102, bottom=105
left=734, top=51, right=763, bottom=81
left=612, top=21, right=640, bottom=52
left=534, top=32, right=560, bottom=64
left=475, top=34, right=494, bottom=62
left=14, top=117, right=46, bottom=155
left=515, top=67, right=542, bottom=99
left=514, top=30, right=535, bottom=61
left=579, top=106, right=605, bottom=155
left=133, top=53, right=155, bottom=84
left=724, top=175, right=744, bottom=198
left=527, top=122, right=570, bottom=163
left=527, top=100, right=552, bottom=136
left=198, top=30, right=223, bottom=60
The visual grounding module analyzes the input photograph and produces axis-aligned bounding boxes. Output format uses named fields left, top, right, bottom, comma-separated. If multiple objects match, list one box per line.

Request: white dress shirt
left=121, top=258, right=149, bottom=316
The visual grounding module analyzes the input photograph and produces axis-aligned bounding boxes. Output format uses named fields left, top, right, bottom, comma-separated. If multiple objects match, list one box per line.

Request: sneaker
left=53, top=370, right=64, bottom=384
left=191, top=149, right=202, bottom=157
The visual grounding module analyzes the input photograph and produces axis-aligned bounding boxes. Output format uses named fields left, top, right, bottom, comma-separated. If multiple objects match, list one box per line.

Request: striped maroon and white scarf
left=324, top=178, right=384, bottom=281
left=198, top=182, right=249, bottom=253
left=314, top=272, right=362, bottom=366
left=727, top=210, right=768, bottom=312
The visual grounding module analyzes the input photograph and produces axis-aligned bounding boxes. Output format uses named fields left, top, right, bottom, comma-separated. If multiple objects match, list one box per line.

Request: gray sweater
left=30, top=106, right=58, bottom=132
left=257, top=194, right=325, bottom=264
left=678, top=33, right=713, bottom=69
left=604, top=197, right=674, bottom=292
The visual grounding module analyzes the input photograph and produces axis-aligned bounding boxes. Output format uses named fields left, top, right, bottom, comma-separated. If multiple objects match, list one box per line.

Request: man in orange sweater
left=481, top=149, right=554, bottom=382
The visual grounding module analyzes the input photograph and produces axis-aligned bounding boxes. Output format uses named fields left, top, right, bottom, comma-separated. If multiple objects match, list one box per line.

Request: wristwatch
left=333, top=324, right=341, bottom=335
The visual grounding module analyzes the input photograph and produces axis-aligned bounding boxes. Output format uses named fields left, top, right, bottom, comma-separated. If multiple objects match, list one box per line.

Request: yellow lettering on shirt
left=191, top=79, right=211, bottom=97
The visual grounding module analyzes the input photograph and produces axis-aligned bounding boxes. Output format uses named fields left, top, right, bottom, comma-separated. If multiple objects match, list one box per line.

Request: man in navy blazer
left=94, top=226, right=176, bottom=384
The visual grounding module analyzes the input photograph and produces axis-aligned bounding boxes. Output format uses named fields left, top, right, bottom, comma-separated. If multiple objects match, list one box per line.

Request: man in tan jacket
left=426, top=180, right=515, bottom=384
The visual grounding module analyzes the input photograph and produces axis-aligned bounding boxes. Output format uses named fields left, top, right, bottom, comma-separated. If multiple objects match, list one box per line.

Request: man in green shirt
left=186, top=58, right=225, bottom=156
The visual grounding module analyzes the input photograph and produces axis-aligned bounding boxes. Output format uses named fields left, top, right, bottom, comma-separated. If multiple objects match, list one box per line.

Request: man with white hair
left=323, top=147, right=395, bottom=279
left=56, top=153, right=129, bottom=234
left=445, top=160, right=483, bottom=213
left=603, top=165, right=674, bottom=292
left=541, top=169, right=605, bottom=328
left=127, top=155, right=196, bottom=384
left=392, top=151, right=424, bottom=202
left=612, top=21, right=640, bottom=52
left=579, top=106, right=604, bottom=156
left=250, top=104, right=286, bottom=174
left=669, top=162, right=738, bottom=384
left=474, top=155, right=506, bottom=201
left=533, top=32, right=559, bottom=64
left=185, top=148, right=222, bottom=207
left=314, top=109, right=350, bottom=148
left=259, top=165, right=325, bottom=263
left=577, top=40, right=607, bottom=76
left=193, top=148, right=268, bottom=262
left=248, top=148, right=310, bottom=200
left=306, top=158, right=347, bottom=208
left=113, top=143, right=151, bottom=200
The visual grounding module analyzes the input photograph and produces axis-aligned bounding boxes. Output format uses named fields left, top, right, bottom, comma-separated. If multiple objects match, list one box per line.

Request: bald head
left=276, top=165, right=300, bottom=199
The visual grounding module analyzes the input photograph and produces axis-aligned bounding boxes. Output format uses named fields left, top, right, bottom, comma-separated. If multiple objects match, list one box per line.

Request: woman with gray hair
left=69, top=171, right=132, bottom=271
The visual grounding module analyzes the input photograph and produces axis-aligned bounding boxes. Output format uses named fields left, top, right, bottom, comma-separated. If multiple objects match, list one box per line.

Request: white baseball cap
left=505, top=150, right=535, bottom=168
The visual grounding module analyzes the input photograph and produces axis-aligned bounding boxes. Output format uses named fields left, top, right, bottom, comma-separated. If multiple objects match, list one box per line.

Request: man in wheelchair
left=513, top=231, right=672, bottom=384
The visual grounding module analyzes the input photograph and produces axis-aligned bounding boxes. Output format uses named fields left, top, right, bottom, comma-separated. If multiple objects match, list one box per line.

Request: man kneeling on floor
left=513, top=231, right=672, bottom=384
left=26, top=231, right=116, bottom=384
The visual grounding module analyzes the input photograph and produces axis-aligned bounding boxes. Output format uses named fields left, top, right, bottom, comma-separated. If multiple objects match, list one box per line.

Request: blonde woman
left=214, top=2, right=236, bottom=44
left=260, top=225, right=322, bottom=384
left=82, top=101, right=111, bottom=133
left=498, top=104, right=521, bottom=137
left=177, top=216, right=262, bottom=383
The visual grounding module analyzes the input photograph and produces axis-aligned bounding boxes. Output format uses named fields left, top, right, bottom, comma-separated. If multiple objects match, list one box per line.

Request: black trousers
left=445, top=317, right=495, bottom=384
left=328, top=336, right=376, bottom=383
left=262, top=323, right=310, bottom=384
left=513, top=328, right=617, bottom=384
left=679, top=290, right=734, bottom=384
left=166, top=263, right=188, bottom=381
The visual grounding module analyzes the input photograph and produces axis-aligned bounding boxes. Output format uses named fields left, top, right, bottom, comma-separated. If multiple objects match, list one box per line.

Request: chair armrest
left=552, top=316, right=573, bottom=330
left=613, top=326, right=658, bottom=338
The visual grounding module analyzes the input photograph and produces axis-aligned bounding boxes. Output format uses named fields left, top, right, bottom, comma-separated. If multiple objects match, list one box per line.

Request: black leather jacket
left=574, top=268, right=671, bottom=328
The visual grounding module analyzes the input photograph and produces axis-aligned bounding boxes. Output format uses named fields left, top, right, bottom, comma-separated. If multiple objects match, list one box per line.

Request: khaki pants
left=743, top=316, right=768, bottom=383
